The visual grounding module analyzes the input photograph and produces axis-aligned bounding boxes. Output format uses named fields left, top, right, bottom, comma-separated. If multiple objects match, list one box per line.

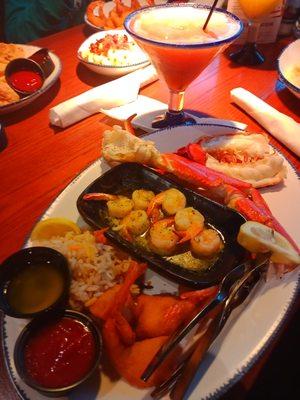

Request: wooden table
left=0, top=24, right=299, bottom=400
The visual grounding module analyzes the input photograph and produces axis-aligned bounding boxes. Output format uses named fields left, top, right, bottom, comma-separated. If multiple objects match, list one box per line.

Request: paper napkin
left=231, top=87, right=300, bottom=157
left=49, top=65, right=158, bottom=128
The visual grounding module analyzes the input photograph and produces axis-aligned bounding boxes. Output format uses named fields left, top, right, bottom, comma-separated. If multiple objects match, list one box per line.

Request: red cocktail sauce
left=24, top=317, right=96, bottom=388
left=9, top=70, right=43, bottom=93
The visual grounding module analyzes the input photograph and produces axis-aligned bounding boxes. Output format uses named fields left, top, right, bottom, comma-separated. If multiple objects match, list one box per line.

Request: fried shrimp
left=90, top=261, right=218, bottom=389
left=148, top=217, right=179, bottom=256
left=86, top=0, right=147, bottom=30
left=86, top=1, right=106, bottom=28
left=132, top=189, right=155, bottom=211
left=174, top=207, right=205, bottom=243
left=191, top=228, right=223, bottom=258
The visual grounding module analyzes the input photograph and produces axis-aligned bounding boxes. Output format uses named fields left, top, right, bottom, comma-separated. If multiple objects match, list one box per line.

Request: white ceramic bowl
left=277, top=39, right=300, bottom=99
left=77, top=29, right=150, bottom=77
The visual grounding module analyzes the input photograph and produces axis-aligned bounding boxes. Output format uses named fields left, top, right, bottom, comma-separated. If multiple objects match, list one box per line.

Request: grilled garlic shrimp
left=132, top=189, right=155, bottom=211
left=174, top=207, right=205, bottom=244
left=83, top=192, right=134, bottom=219
left=191, top=229, right=222, bottom=258
left=107, top=196, right=134, bottom=219
left=118, top=210, right=150, bottom=241
left=148, top=217, right=179, bottom=256
left=147, top=188, right=186, bottom=221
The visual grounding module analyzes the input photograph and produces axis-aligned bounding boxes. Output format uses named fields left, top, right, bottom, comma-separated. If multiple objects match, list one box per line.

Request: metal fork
left=142, top=253, right=270, bottom=385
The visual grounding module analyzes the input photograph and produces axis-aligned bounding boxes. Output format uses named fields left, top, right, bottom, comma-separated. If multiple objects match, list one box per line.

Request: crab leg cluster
left=157, top=153, right=299, bottom=252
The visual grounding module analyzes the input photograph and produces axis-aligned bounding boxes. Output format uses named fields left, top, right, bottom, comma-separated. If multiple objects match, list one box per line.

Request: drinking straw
left=203, top=0, right=219, bottom=30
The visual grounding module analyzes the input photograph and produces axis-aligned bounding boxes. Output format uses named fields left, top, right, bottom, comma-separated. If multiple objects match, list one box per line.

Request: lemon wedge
left=30, top=217, right=81, bottom=241
left=237, top=221, right=300, bottom=265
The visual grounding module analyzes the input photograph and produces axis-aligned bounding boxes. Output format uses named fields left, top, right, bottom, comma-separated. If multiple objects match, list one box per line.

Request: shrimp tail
left=111, top=261, right=147, bottom=315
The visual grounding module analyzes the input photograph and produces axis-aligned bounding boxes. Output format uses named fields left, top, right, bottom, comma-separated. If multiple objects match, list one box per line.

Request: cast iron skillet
left=77, top=163, right=247, bottom=288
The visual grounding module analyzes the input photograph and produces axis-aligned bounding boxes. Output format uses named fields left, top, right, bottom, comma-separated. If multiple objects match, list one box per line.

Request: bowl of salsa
left=0, top=246, right=70, bottom=318
left=14, top=309, right=102, bottom=396
left=5, top=58, right=45, bottom=96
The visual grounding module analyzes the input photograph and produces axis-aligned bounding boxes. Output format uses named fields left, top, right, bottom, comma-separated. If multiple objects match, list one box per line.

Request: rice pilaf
left=32, top=230, right=133, bottom=310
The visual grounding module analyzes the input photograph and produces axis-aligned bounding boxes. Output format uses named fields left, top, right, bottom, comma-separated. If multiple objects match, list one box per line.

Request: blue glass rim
left=124, top=3, right=244, bottom=49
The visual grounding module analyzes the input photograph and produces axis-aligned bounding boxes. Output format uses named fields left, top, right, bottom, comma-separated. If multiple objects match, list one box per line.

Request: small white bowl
left=77, top=29, right=150, bottom=77
left=277, top=39, right=300, bottom=99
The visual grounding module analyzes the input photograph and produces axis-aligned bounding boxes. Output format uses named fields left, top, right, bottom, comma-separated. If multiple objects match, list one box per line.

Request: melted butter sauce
left=167, top=250, right=219, bottom=272
left=110, top=215, right=223, bottom=273
left=7, top=263, right=64, bottom=314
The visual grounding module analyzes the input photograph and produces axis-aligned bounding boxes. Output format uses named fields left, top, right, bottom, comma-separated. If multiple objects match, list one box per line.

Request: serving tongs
left=142, top=253, right=271, bottom=398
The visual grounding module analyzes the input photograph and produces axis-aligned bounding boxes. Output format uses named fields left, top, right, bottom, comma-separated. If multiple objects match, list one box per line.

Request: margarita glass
left=230, top=0, right=280, bottom=65
left=124, top=3, right=243, bottom=128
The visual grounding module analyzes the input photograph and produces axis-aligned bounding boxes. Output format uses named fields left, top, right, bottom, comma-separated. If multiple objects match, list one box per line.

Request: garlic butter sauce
left=7, top=263, right=64, bottom=314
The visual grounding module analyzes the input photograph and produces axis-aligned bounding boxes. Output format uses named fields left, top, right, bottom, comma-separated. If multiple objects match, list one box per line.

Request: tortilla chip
left=0, top=62, right=6, bottom=76
left=0, top=78, right=20, bottom=105
left=0, top=42, right=24, bottom=64
left=0, top=43, right=24, bottom=105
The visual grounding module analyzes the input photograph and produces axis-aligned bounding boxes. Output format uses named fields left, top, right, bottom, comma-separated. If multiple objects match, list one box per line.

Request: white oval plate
left=77, top=29, right=149, bottom=77
left=0, top=45, right=62, bottom=115
left=2, top=123, right=300, bottom=400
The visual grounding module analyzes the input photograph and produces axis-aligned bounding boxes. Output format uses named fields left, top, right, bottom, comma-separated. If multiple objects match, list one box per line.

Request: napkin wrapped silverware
left=49, top=65, right=158, bottom=128
left=231, top=87, right=300, bottom=157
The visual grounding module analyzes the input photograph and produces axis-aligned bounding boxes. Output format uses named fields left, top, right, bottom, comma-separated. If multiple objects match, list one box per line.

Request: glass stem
left=247, top=20, right=261, bottom=44
left=168, top=90, right=185, bottom=114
